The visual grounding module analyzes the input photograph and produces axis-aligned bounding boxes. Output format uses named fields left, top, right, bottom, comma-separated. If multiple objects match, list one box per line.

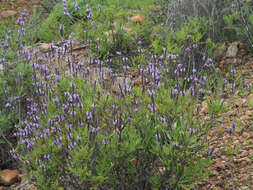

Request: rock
left=130, top=15, right=144, bottom=23
left=239, top=150, right=249, bottom=158
left=234, top=98, right=247, bottom=107
left=130, top=158, right=137, bottom=166
left=238, top=42, right=246, bottom=49
left=238, top=49, right=247, bottom=58
left=200, top=101, right=208, bottom=114
left=242, top=132, right=250, bottom=139
left=0, top=10, right=17, bottom=18
left=213, top=161, right=226, bottom=170
left=224, top=58, right=242, bottom=66
left=39, top=43, right=51, bottom=53
left=226, top=42, right=239, bottom=58
left=0, top=169, right=19, bottom=186
left=247, top=94, right=253, bottom=103
left=123, top=27, right=135, bottom=35
left=214, top=47, right=225, bottom=62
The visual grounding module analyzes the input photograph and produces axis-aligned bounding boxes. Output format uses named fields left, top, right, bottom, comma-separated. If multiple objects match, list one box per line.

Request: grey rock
left=226, top=42, right=239, bottom=58
left=0, top=10, right=17, bottom=18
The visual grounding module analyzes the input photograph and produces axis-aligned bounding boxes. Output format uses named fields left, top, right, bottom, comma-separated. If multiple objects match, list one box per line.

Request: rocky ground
left=194, top=42, right=253, bottom=190
left=0, top=1, right=253, bottom=190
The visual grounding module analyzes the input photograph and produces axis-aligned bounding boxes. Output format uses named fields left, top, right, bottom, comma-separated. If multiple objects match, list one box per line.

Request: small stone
left=234, top=98, right=247, bottom=107
left=238, top=49, right=247, bottom=58
left=200, top=101, right=208, bottom=114
left=242, top=132, right=249, bottom=139
left=39, top=43, right=51, bottom=52
left=239, top=150, right=249, bottom=158
left=0, top=169, right=19, bottom=186
left=238, top=42, right=246, bottom=49
left=123, top=27, right=135, bottom=35
left=226, top=42, right=239, bottom=58
left=214, top=47, right=225, bottom=62
left=0, top=10, right=17, bottom=18
left=130, top=15, right=144, bottom=23
left=130, top=158, right=137, bottom=166
left=213, top=161, right=226, bottom=170
left=247, top=94, right=253, bottom=103
left=241, top=161, right=248, bottom=167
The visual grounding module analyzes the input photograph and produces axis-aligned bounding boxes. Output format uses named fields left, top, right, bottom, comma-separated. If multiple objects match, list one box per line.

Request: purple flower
left=102, top=139, right=108, bottom=145
left=113, top=120, right=118, bottom=125
left=5, top=103, right=11, bottom=108
left=86, top=111, right=92, bottom=120
left=60, top=25, right=64, bottom=36
left=148, top=104, right=156, bottom=112
left=24, top=160, right=30, bottom=164
left=172, top=141, right=178, bottom=146
left=158, top=117, right=166, bottom=122
left=98, top=4, right=102, bottom=12
left=189, top=128, right=196, bottom=134
left=90, top=127, right=99, bottom=133
left=208, top=149, right=214, bottom=156
left=227, top=126, right=233, bottom=133
left=40, top=164, right=46, bottom=171
left=231, top=68, right=236, bottom=75
left=147, top=89, right=154, bottom=96
left=76, top=136, right=81, bottom=141
left=74, top=0, right=80, bottom=10
left=53, top=97, right=59, bottom=103
left=155, top=134, right=161, bottom=140
left=67, top=124, right=72, bottom=130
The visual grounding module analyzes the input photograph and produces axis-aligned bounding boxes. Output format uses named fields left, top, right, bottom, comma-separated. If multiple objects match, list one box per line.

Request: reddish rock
left=0, top=169, right=19, bottom=186
left=130, top=15, right=144, bottom=23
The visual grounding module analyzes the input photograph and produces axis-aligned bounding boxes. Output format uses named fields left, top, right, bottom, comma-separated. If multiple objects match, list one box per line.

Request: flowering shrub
left=10, top=25, right=224, bottom=188
left=13, top=69, right=214, bottom=189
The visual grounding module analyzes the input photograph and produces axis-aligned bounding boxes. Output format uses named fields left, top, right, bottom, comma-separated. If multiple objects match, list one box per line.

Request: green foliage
left=14, top=72, right=215, bottom=189
left=0, top=63, right=33, bottom=136
left=206, top=98, right=228, bottom=115
left=222, top=1, right=253, bottom=47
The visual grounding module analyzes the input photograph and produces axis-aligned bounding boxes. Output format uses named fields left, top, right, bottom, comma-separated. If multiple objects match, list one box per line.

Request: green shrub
left=13, top=70, right=214, bottom=189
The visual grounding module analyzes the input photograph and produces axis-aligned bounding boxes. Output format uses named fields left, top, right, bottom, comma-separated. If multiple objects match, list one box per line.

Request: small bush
left=11, top=35, right=220, bottom=188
